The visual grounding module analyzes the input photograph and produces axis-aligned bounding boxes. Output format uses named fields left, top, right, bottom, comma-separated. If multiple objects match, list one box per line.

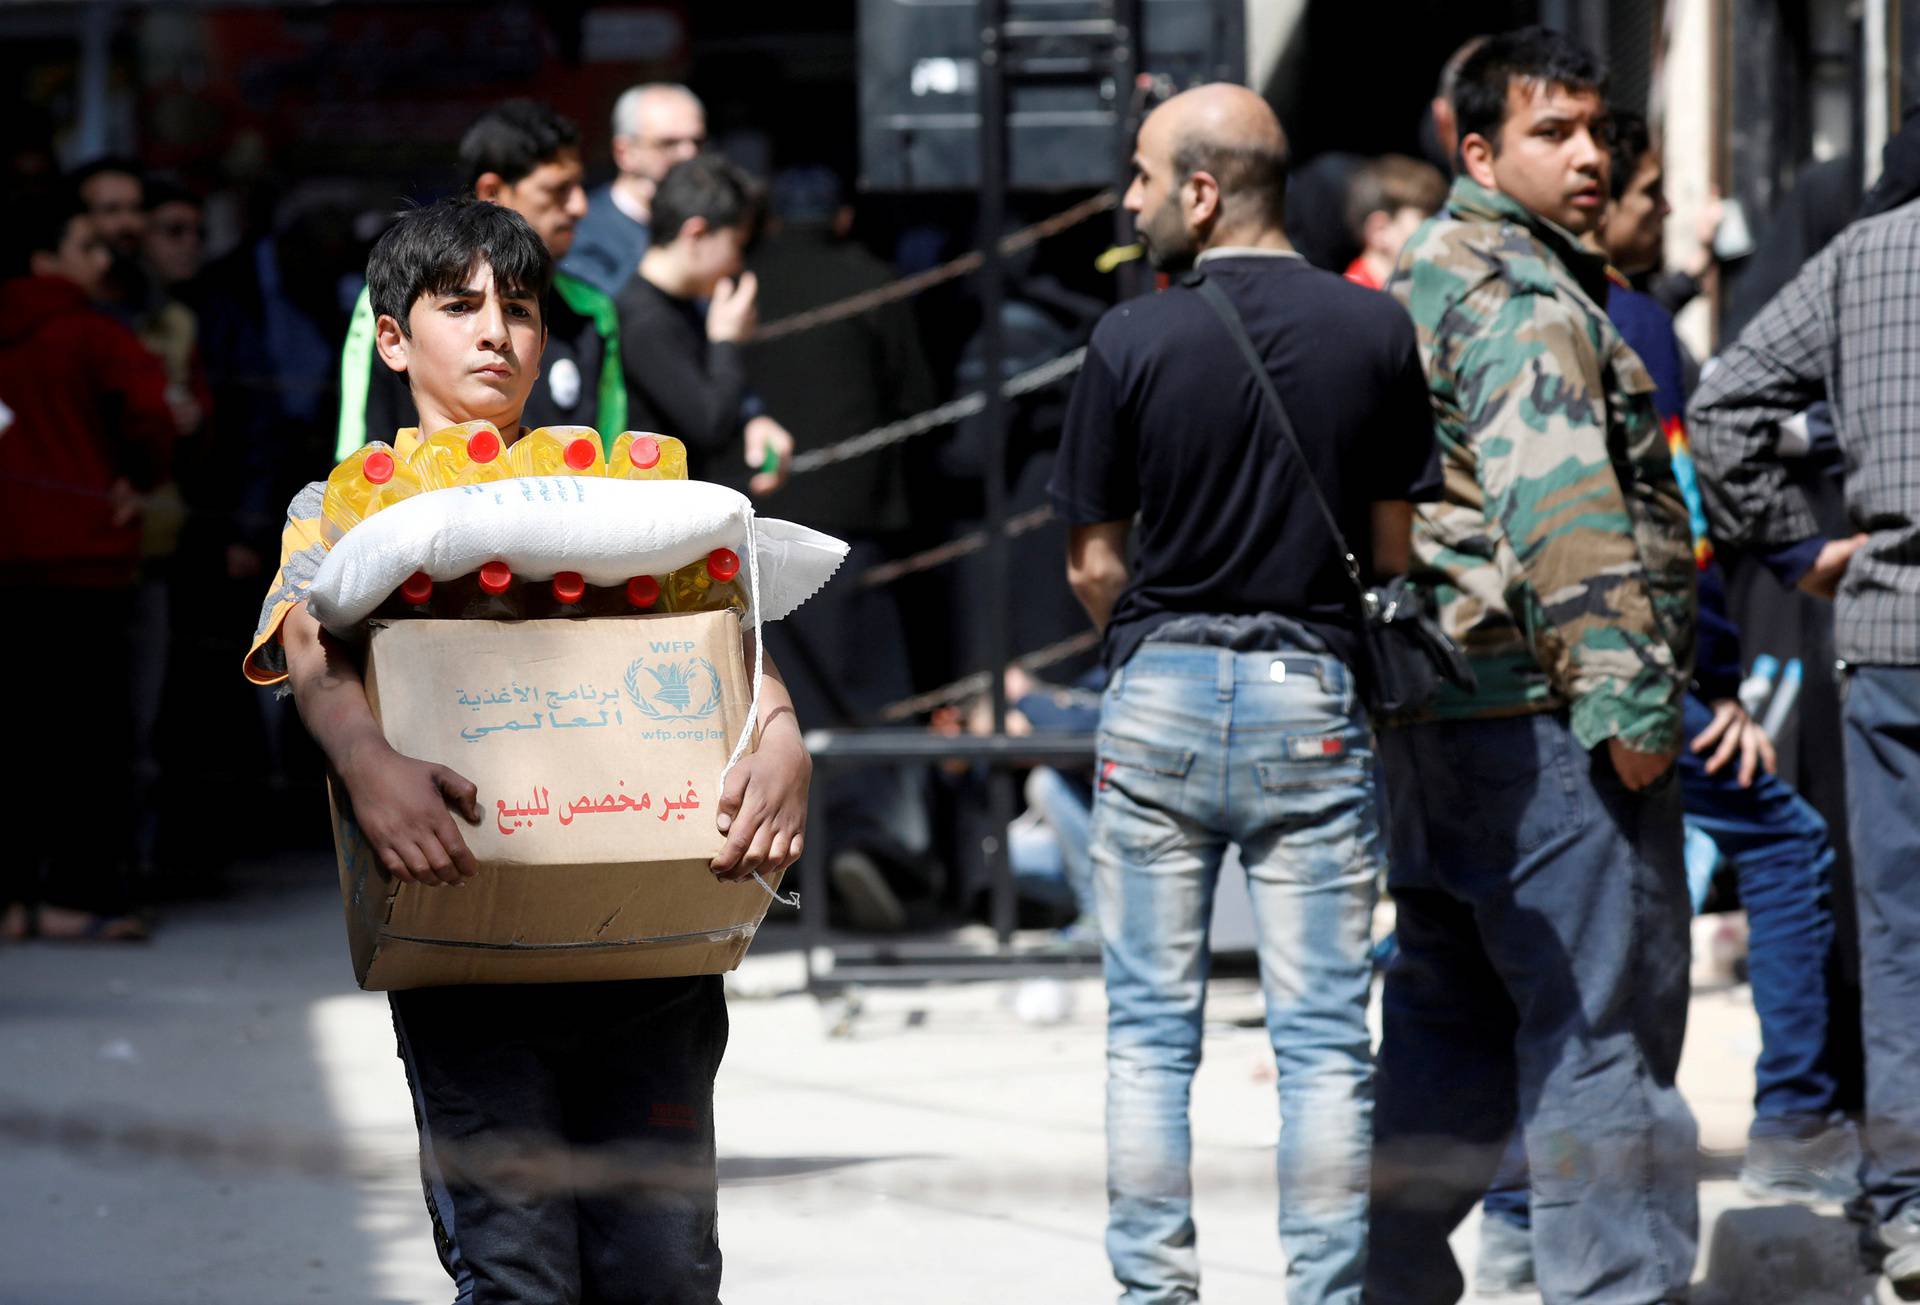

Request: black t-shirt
left=614, top=275, right=748, bottom=485
left=1048, top=251, right=1440, bottom=673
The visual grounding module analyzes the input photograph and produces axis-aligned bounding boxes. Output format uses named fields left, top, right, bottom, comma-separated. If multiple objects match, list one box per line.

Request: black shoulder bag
left=1186, top=270, right=1474, bottom=719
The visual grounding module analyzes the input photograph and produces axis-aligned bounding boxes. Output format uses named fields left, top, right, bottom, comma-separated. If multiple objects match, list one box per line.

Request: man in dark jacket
left=337, top=100, right=626, bottom=458
left=0, top=188, right=176, bottom=940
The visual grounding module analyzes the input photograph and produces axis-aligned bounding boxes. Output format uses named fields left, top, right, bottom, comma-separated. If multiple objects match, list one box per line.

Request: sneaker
left=1741, top=1124, right=1864, bottom=1205
left=1879, top=1206, right=1920, bottom=1299
left=1473, top=1215, right=1536, bottom=1296
left=830, top=849, right=907, bottom=933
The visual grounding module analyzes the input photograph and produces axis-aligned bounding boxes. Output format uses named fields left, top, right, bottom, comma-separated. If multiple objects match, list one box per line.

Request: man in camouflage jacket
left=1364, top=30, right=1700, bottom=1305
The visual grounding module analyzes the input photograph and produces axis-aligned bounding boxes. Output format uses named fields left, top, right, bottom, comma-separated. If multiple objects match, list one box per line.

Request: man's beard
left=1138, top=196, right=1196, bottom=272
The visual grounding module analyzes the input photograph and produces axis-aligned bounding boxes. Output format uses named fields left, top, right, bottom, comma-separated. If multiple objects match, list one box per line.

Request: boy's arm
left=283, top=603, right=482, bottom=886
left=710, top=638, right=811, bottom=882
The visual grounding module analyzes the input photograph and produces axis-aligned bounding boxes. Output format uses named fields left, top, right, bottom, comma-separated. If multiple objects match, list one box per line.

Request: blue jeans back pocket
left=1097, top=731, right=1197, bottom=861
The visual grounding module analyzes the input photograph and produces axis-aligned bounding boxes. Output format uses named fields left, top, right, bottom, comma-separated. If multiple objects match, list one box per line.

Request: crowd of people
left=0, top=79, right=1013, bottom=942
left=1047, top=25, right=1920, bottom=1305
left=5, top=21, right=1920, bottom=1305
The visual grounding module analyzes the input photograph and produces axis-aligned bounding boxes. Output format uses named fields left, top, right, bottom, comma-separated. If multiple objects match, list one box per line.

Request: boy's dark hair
left=1608, top=111, right=1653, bottom=201
left=143, top=173, right=202, bottom=213
left=1452, top=27, right=1608, bottom=158
left=69, top=155, right=144, bottom=194
left=366, top=196, right=553, bottom=337
left=649, top=154, right=764, bottom=248
left=1345, top=154, right=1448, bottom=243
left=3, top=183, right=87, bottom=279
left=458, top=100, right=579, bottom=190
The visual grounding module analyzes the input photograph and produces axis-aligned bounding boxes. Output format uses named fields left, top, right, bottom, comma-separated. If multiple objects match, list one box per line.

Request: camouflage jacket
left=1387, top=176, right=1696, bottom=753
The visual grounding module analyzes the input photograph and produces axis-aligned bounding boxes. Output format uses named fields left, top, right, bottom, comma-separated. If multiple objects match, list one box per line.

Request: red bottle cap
left=552, top=571, right=585, bottom=603
left=629, top=435, right=661, bottom=470
left=626, top=576, right=661, bottom=609
left=468, top=428, right=502, bottom=463
left=478, top=560, right=512, bottom=594
left=564, top=438, right=598, bottom=470
left=364, top=450, right=395, bottom=485
left=400, top=571, right=433, bottom=604
left=707, top=548, right=741, bottom=583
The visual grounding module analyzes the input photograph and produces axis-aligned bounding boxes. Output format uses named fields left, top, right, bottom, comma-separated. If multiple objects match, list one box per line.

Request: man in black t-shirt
left=1047, top=84, right=1438, bottom=1305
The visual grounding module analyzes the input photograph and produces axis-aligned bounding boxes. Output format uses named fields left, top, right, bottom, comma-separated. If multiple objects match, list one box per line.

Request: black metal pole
left=1111, top=0, right=1146, bottom=303
left=979, top=0, right=1017, bottom=947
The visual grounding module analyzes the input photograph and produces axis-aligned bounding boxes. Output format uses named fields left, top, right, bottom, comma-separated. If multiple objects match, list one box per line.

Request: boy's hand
left=1798, top=533, right=1869, bottom=600
left=1690, top=697, right=1776, bottom=788
left=1606, top=737, right=1676, bottom=792
left=707, top=272, right=759, bottom=344
left=342, top=743, right=483, bottom=886
left=710, top=733, right=811, bottom=882
left=743, top=414, right=794, bottom=495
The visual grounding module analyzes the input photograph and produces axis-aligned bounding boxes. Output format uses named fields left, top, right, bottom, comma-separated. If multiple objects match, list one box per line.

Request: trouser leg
left=1367, top=724, right=1519, bottom=1305
left=566, top=976, right=729, bottom=1305
left=1678, top=695, right=1840, bottom=1132
left=1239, top=751, right=1379, bottom=1302
left=390, top=987, right=579, bottom=1304
left=1842, top=667, right=1920, bottom=1224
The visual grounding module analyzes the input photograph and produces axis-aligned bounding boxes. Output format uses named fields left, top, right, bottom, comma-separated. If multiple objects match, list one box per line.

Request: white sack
left=305, top=476, right=848, bottom=635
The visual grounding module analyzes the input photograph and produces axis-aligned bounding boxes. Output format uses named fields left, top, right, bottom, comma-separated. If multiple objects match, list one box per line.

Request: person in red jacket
left=0, top=186, right=176, bottom=941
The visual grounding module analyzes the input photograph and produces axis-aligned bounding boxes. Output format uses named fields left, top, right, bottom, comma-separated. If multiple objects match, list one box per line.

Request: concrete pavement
left=0, top=853, right=1877, bottom=1304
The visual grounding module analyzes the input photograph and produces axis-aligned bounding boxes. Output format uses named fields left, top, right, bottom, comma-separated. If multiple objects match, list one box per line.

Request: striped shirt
left=1689, top=198, right=1920, bottom=666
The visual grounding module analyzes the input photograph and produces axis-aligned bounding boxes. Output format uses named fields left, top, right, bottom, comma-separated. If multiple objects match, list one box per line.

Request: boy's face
left=1462, top=79, right=1610, bottom=235
left=1602, top=152, right=1668, bottom=276
left=79, top=170, right=145, bottom=256
left=32, top=213, right=112, bottom=298
left=683, top=219, right=747, bottom=296
left=143, top=199, right=204, bottom=287
left=488, top=149, right=589, bottom=260
left=376, top=257, right=545, bottom=433
left=1367, top=204, right=1430, bottom=265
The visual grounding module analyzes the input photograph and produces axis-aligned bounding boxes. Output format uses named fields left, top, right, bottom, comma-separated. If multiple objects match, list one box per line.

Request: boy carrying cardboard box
left=242, top=196, right=811, bottom=1302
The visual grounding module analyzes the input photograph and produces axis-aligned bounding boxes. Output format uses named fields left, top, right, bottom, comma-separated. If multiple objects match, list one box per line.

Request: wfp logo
left=624, top=656, right=723, bottom=721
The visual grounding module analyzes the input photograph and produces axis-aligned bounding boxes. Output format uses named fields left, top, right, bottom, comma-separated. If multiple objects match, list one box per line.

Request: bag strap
left=1185, top=270, right=1369, bottom=604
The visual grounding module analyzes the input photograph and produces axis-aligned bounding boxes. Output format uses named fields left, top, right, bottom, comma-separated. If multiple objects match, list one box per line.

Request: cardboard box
left=326, top=610, right=780, bottom=990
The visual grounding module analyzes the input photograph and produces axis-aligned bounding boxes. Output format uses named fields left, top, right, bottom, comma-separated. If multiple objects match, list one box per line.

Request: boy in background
left=1341, top=154, right=1446, bottom=290
left=0, top=187, right=175, bottom=942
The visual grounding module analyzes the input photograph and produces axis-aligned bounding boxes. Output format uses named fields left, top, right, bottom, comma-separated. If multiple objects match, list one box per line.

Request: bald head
left=611, top=84, right=707, bottom=196
left=1127, top=83, right=1290, bottom=268
left=1149, top=84, right=1288, bottom=157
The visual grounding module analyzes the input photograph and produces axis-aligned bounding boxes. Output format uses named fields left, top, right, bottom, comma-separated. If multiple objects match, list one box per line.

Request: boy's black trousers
left=390, top=974, right=728, bottom=1305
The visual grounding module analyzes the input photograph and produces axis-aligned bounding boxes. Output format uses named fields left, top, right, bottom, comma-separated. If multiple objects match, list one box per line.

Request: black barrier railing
left=795, top=728, right=1099, bottom=990
left=775, top=0, right=1145, bottom=993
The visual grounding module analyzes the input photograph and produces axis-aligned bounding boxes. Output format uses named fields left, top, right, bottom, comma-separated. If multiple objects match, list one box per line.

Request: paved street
left=0, top=854, right=1874, bottom=1304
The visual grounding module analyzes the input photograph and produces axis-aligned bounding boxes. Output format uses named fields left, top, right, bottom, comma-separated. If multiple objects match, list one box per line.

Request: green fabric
left=553, top=271, right=625, bottom=447
left=334, top=283, right=376, bottom=463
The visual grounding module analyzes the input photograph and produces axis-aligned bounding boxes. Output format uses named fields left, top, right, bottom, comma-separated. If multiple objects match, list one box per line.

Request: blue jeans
left=1678, top=693, right=1840, bottom=1132
left=1369, top=711, right=1697, bottom=1305
left=1009, top=766, right=1096, bottom=920
left=1094, top=643, right=1380, bottom=1305
left=1842, top=666, right=1920, bottom=1225
left=1484, top=691, right=1844, bottom=1227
